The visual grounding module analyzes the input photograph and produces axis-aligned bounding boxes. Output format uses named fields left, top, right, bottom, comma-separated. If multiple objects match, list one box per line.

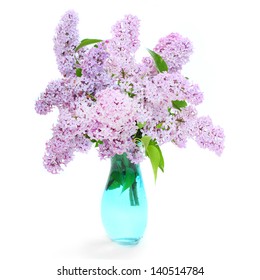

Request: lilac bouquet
left=35, top=10, right=224, bottom=179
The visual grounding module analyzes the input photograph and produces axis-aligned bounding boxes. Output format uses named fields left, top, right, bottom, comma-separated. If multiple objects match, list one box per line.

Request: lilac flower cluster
left=154, top=32, right=193, bottom=72
left=84, top=88, right=138, bottom=158
left=35, top=11, right=224, bottom=173
left=53, top=10, right=81, bottom=77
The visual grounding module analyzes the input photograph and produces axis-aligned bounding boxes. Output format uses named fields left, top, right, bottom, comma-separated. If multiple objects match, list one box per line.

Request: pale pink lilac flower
left=154, top=32, right=193, bottom=72
left=106, top=15, right=140, bottom=77
left=193, top=116, right=225, bottom=155
left=84, top=88, right=138, bottom=159
left=126, top=142, right=145, bottom=164
left=141, top=57, right=158, bottom=76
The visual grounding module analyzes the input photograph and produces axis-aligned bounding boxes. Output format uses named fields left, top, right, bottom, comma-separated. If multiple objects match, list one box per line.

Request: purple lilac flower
left=80, top=42, right=111, bottom=94
left=35, top=79, right=65, bottom=114
left=44, top=135, right=74, bottom=174
left=35, top=76, right=97, bottom=116
left=154, top=32, right=193, bottom=72
left=171, top=106, right=198, bottom=148
left=53, top=10, right=81, bottom=77
left=44, top=107, right=92, bottom=173
left=131, top=72, right=203, bottom=146
left=141, top=57, right=158, bottom=77
left=110, top=14, right=140, bottom=53
left=193, top=116, right=225, bottom=155
left=106, top=15, right=140, bottom=77
left=36, top=11, right=224, bottom=173
left=44, top=134, right=92, bottom=174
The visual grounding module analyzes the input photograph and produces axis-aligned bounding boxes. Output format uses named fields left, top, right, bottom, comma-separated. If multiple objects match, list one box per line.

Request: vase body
left=101, top=153, right=147, bottom=245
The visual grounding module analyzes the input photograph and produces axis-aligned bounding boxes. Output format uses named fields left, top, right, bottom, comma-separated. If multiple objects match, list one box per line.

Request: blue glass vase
left=101, top=153, right=148, bottom=245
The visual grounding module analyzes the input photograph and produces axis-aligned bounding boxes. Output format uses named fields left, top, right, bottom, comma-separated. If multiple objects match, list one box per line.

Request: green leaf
left=137, top=122, right=146, bottom=129
left=76, top=68, right=82, bottom=77
left=146, top=145, right=161, bottom=181
left=89, top=138, right=103, bottom=147
left=107, top=180, right=121, bottom=190
left=122, top=155, right=130, bottom=168
left=75, top=38, right=103, bottom=52
left=157, top=145, right=164, bottom=172
left=95, top=140, right=103, bottom=147
left=122, top=167, right=135, bottom=193
left=114, top=159, right=123, bottom=170
left=172, top=100, right=187, bottom=111
left=141, top=136, right=164, bottom=180
left=110, top=171, right=123, bottom=186
left=128, top=93, right=135, bottom=98
left=147, top=49, right=168, bottom=73
left=156, top=122, right=163, bottom=129
left=141, top=135, right=151, bottom=151
left=149, top=139, right=164, bottom=173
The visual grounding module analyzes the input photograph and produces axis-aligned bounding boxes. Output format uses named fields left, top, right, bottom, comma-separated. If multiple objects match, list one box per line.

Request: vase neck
left=111, top=153, right=139, bottom=171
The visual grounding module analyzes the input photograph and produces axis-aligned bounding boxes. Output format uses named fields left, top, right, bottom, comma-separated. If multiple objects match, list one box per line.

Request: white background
left=0, top=0, right=259, bottom=279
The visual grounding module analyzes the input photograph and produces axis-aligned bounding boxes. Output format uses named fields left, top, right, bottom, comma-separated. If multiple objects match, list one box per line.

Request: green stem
left=129, top=184, right=135, bottom=206
left=132, top=181, right=139, bottom=206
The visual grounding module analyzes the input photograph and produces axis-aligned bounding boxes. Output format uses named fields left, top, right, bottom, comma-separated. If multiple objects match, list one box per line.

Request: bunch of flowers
left=35, top=10, right=224, bottom=179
